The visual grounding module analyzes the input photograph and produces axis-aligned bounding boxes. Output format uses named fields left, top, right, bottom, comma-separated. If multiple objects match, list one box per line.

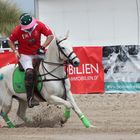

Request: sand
left=0, top=94, right=140, bottom=140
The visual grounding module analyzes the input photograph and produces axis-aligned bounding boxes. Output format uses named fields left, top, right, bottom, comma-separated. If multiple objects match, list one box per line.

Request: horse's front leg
left=48, top=95, right=72, bottom=109
left=47, top=95, right=72, bottom=125
left=66, top=91, right=92, bottom=128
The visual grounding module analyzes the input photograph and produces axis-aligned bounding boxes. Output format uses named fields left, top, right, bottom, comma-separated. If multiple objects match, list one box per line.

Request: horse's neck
left=43, top=39, right=65, bottom=77
left=46, top=40, right=58, bottom=62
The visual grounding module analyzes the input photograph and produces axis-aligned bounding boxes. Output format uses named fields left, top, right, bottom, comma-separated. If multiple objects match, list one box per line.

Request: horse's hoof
left=25, top=118, right=33, bottom=124
left=60, top=122, right=64, bottom=127
left=60, top=119, right=67, bottom=127
left=90, top=125, right=97, bottom=128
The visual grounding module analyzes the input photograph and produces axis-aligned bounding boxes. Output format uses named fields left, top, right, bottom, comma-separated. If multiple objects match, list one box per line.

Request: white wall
left=37, top=0, right=140, bottom=46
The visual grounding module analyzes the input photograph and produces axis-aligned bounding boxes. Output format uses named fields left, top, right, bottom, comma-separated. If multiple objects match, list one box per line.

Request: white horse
left=0, top=35, right=92, bottom=128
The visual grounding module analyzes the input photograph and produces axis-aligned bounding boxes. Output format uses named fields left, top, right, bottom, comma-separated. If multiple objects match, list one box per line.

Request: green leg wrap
left=0, top=112, right=15, bottom=128
left=79, top=113, right=91, bottom=128
left=64, top=109, right=71, bottom=119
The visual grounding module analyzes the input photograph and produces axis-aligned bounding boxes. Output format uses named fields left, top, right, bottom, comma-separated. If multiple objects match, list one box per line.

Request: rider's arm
left=42, top=35, right=54, bottom=48
left=39, top=21, right=54, bottom=49
left=8, top=26, right=20, bottom=58
left=8, top=39, right=20, bottom=58
left=8, top=39, right=16, bottom=52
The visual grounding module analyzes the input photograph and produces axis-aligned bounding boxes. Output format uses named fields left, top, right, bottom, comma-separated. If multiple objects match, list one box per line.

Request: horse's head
left=56, top=38, right=80, bottom=67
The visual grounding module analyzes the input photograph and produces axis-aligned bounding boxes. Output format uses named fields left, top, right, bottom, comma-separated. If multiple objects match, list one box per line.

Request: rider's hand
left=37, top=46, right=46, bottom=55
left=14, top=50, right=20, bottom=59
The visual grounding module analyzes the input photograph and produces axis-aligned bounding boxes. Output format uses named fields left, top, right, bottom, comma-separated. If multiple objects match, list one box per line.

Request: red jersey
left=9, top=21, right=53, bottom=55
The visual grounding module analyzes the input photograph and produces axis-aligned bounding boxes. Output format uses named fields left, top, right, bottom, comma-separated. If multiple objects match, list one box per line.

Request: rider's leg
left=33, top=58, right=41, bottom=73
left=25, top=68, right=39, bottom=108
left=33, top=58, right=41, bottom=93
left=19, top=54, right=39, bottom=108
left=18, top=61, right=24, bottom=71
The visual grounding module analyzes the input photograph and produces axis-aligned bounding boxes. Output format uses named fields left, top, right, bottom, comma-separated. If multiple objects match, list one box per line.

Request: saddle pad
left=13, top=67, right=42, bottom=93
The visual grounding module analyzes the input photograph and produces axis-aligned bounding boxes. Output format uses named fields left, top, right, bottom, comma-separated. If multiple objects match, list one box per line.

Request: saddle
left=13, top=67, right=42, bottom=93
left=13, top=59, right=45, bottom=101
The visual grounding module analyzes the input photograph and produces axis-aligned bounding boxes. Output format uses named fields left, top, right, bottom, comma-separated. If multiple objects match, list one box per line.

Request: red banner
left=0, top=47, right=104, bottom=94
left=68, top=47, right=104, bottom=94
left=0, top=51, right=17, bottom=68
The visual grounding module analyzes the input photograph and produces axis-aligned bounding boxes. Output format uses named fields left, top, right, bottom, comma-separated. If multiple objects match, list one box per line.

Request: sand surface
left=0, top=94, right=140, bottom=140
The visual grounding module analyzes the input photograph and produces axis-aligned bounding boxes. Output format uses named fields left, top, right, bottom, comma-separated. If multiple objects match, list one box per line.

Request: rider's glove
left=37, top=46, right=46, bottom=55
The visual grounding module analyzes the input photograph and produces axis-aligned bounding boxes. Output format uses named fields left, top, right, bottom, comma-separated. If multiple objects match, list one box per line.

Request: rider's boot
left=25, top=68, right=39, bottom=108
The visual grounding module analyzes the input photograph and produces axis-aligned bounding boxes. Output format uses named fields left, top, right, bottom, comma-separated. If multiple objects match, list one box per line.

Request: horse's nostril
left=73, top=61, right=80, bottom=67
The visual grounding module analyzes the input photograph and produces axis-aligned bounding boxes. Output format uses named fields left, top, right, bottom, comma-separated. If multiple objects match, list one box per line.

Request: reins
left=37, top=38, right=71, bottom=83
left=37, top=59, right=69, bottom=82
left=37, top=58, right=69, bottom=100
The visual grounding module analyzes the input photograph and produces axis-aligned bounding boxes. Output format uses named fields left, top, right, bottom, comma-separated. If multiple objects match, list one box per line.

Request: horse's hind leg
left=16, top=98, right=28, bottom=124
left=0, top=96, right=15, bottom=128
left=0, top=81, right=15, bottom=128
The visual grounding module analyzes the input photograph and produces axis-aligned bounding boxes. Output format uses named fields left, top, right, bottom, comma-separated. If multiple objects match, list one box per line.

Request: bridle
left=38, top=38, right=78, bottom=83
left=56, top=38, right=78, bottom=64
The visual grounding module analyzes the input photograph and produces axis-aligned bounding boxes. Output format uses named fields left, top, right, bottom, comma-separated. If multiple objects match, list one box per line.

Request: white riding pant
left=19, top=54, right=39, bottom=71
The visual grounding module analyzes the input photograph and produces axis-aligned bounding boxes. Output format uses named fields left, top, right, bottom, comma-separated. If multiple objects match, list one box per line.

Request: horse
left=0, top=35, right=92, bottom=128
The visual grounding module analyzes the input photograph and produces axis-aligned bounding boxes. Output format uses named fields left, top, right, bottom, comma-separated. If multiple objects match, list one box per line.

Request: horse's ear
left=55, top=30, right=70, bottom=42
left=59, top=30, right=70, bottom=41
left=54, top=32, right=60, bottom=42
left=65, top=30, right=70, bottom=39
